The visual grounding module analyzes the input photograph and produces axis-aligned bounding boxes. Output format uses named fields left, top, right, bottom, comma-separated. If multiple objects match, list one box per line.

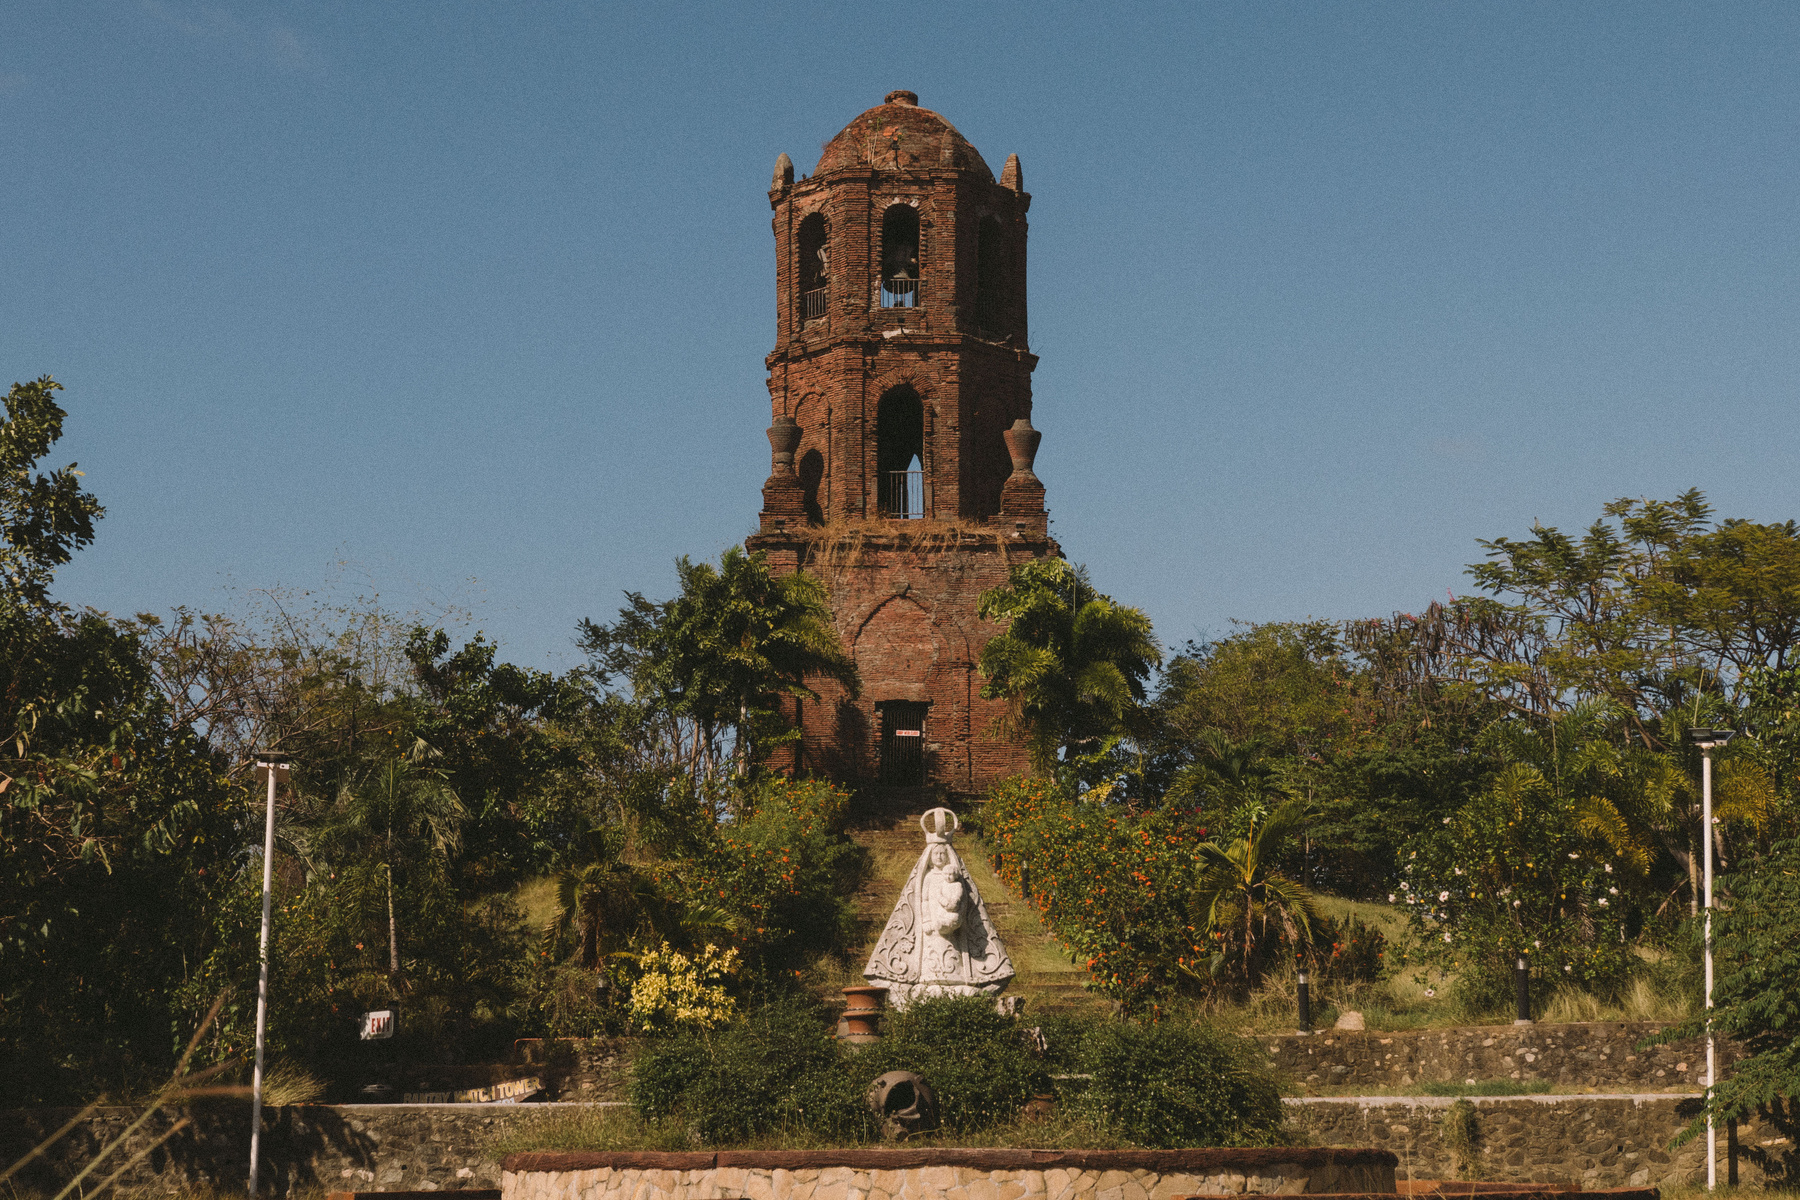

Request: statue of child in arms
left=864, top=808, right=1014, bottom=1010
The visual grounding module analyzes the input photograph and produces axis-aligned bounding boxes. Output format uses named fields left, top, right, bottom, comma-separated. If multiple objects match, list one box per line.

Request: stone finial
left=1000, top=417, right=1047, bottom=533
left=1002, top=417, right=1041, bottom=479
left=1001, top=153, right=1023, bottom=192
left=885, top=90, right=919, bottom=107
left=773, top=152, right=794, bottom=191
left=758, top=416, right=805, bottom=531
left=766, top=415, right=801, bottom=471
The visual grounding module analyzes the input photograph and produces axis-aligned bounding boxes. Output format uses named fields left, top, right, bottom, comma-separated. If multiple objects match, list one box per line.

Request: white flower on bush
left=1598, top=898, right=1609, bottom=907
left=1439, top=891, right=1450, bottom=901
left=1569, top=852, right=1580, bottom=859
left=1443, top=932, right=1453, bottom=942
left=1423, top=988, right=1437, bottom=998
left=1400, top=881, right=1409, bottom=890
left=1609, top=887, right=1618, bottom=895
left=1604, top=863, right=1613, bottom=873
left=1389, top=893, right=1397, bottom=902
left=1512, top=899, right=1522, bottom=907
left=1564, top=964, right=1573, bottom=973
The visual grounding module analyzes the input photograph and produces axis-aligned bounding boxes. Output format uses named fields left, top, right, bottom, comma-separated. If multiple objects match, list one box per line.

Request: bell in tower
left=747, top=90, right=1056, bottom=795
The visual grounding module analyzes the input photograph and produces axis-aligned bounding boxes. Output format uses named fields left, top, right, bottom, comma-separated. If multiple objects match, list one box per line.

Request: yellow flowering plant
left=627, top=942, right=739, bottom=1033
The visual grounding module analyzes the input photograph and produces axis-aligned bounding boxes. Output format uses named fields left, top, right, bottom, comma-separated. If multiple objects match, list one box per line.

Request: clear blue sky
left=8, top=2, right=1800, bottom=670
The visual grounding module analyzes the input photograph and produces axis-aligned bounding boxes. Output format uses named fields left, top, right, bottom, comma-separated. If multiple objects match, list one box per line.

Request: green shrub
left=629, top=995, right=865, bottom=1142
left=853, top=995, right=1048, bottom=1133
left=1080, top=1021, right=1284, bottom=1148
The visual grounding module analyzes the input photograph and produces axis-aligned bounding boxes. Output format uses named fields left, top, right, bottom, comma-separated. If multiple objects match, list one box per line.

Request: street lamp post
left=249, top=751, right=291, bottom=1198
left=1686, top=727, right=1735, bottom=1192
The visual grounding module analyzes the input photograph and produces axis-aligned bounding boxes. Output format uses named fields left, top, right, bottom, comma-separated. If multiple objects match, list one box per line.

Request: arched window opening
left=797, top=213, right=829, bottom=323
left=876, top=386, right=924, bottom=518
left=880, top=204, right=921, bottom=309
left=975, top=215, right=1004, bottom=331
left=799, top=448, right=824, bottom=525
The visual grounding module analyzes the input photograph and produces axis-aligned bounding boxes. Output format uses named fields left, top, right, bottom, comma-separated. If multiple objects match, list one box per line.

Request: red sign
left=360, top=1010, right=396, bottom=1040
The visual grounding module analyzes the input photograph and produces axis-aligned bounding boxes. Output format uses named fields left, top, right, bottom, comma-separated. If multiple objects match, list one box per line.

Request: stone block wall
left=1261, top=1024, right=1723, bottom=1094
left=499, top=1149, right=1398, bottom=1200
left=0, top=1103, right=547, bottom=1195
left=511, top=1037, right=633, bottom=1102
left=1287, top=1095, right=1794, bottom=1190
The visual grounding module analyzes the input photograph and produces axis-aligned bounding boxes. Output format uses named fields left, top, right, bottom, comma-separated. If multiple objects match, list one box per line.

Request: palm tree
left=305, top=749, right=465, bottom=976
left=579, top=546, right=858, bottom=787
left=1188, top=801, right=1320, bottom=987
left=977, top=559, right=1162, bottom=774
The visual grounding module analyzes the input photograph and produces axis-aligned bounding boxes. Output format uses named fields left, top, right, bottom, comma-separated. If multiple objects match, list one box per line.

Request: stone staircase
left=835, top=785, right=1104, bottom=1018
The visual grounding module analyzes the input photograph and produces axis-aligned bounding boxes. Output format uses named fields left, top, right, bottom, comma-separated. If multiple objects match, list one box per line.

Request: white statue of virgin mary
left=864, top=808, right=1014, bottom=1010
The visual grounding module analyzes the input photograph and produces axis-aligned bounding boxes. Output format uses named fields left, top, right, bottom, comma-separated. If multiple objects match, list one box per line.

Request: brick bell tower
left=746, top=90, right=1057, bottom=795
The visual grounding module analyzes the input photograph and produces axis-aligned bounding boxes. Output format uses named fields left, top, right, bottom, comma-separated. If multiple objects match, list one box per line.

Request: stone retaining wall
left=0, top=1103, right=549, bottom=1195
left=1262, top=1024, right=1722, bottom=1094
left=1286, top=1095, right=1795, bottom=1189
left=499, top=1150, right=1398, bottom=1200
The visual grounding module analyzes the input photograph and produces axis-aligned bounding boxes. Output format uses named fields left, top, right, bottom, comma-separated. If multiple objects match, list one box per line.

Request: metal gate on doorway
left=878, top=701, right=929, bottom=786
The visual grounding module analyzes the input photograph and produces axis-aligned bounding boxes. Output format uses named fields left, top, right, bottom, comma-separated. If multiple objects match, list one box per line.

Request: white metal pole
left=249, top=763, right=278, bottom=1197
left=1703, top=747, right=1716, bottom=1192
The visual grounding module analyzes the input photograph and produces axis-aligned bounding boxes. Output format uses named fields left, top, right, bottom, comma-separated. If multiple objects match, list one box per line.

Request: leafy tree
left=1660, top=838, right=1800, bottom=1171
left=0, top=377, right=104, bottom=607
left=0, top=376, right=238, bottom=1103
left=977, top=558, right=1161, bottom=776
left=578, top=546, right=857, bottom=794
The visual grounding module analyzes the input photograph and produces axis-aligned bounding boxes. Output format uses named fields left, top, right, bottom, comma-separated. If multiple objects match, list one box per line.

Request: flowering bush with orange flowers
left=978, top=776, right=1213, bottom=1005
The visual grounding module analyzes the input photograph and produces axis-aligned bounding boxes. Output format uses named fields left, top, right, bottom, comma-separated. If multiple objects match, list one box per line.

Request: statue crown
left=920, top=807, right=960, bottom=843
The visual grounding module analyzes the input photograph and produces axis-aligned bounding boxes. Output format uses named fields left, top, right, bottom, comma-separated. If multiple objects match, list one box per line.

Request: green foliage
left=578, top=546, right=857, bottom=784
left=852, top=995, right=1046, bottom=1133
left=1659, top=838, right=1800, bottom=1148
left=0, top=376, right=104, bottom=607
left=1314, top=913, right=1388, bottom=985
left=1440, top=1098, right=1481, bottom=1178
left=670, top=776, right=865, bottom=978
left=1078, top=1019, right=1285, bottom=1148
left=0, top=378, right=241, bottom=1103
left=1398, top=707, right=1640, bottom=1008
left=1190, top=802, right=1321, bottom=990
left=977, top=559, right=1161, bottom=777
left=981, top=776, right=1209, bottom=1004
left=630, top=995, right=866, bottom=1142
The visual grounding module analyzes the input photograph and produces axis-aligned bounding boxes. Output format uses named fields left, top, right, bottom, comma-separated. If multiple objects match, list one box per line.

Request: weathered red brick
left=748, top=91, right=1054, bottom=796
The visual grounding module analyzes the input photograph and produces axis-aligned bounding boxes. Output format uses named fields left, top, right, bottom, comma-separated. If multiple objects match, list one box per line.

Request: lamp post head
left=252, top=750, right=292, bottom=784
left=1686, top=728, right=1737, bottom=751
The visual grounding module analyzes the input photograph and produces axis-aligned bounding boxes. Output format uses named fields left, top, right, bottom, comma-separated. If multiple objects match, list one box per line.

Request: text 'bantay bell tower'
left=746, top=90, right=1058, bottom=796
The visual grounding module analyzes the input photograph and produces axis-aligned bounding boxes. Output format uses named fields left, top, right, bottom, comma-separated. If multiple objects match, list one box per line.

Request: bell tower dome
left=748, top=91, right=1056, bottom=794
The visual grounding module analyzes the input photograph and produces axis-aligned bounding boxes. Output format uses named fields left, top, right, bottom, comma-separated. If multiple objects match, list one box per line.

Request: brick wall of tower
left=753, top=93, right=1051, bottom=793
left=772, top=339, right=1035, bottom=523
left=745, top=528, right=1052, bottom=795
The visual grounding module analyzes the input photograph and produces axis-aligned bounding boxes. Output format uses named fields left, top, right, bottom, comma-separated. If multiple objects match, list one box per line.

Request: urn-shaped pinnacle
left=1002, top=417, right=1042, bottom=478
left=766, top=415, right=802, bottom=472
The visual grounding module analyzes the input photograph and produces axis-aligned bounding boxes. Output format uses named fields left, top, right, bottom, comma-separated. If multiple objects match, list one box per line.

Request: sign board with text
left=359, top=1009, right=396, bottom=1040
left=400, top=1076, right=542, bottom=1104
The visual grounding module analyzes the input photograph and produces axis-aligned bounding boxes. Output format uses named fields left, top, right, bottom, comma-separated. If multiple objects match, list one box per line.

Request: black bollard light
left=1514, top=956, right=1532, bottom=1024
left=1297, top=968, right=1312, bottom=1032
